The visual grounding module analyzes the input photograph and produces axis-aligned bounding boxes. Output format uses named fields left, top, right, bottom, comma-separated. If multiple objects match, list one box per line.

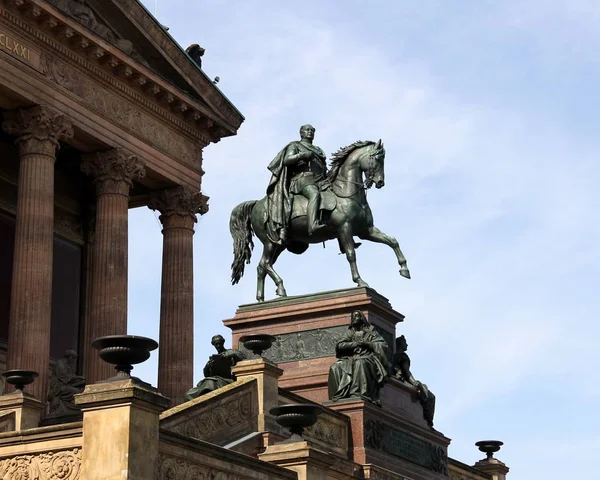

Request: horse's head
left=360, top=139, right=386, bottom=189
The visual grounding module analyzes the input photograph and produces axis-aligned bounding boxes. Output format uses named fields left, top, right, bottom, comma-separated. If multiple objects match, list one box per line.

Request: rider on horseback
left=265, top=124, right=329, bottom=243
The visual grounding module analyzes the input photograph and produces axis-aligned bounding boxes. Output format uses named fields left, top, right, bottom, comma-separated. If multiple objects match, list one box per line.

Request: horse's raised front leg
left=359, top=226, right=411, bottom=279
left=338, top=226, right=369, bottom=288
left=256, top=242, right=287, bottom=302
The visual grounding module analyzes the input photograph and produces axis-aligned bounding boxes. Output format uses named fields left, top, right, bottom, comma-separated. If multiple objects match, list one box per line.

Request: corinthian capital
left=81, top=148, right=146, bottom=196
left=148, top=186, right=209, bottom=231
left=2, top=105, right=74, bottom=157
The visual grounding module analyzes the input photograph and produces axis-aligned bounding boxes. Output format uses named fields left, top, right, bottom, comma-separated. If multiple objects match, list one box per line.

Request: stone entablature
left=0, top=0, right=243, bottom=186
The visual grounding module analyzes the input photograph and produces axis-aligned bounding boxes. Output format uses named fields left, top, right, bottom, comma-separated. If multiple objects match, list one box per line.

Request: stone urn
left=92, top=335, right=158, bottom=381
left=475, top=440, right=504, bottom=459
left=239, top=334, right=276, bottom=358
left=270, top=403, right=323, bottom=442
left=2, top=370, right=38, bottom=394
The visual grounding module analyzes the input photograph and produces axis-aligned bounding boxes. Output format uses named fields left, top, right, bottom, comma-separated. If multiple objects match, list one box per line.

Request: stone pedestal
left=474, top=457, right=510, bottom=480
left=75, top=378, right=169, bottom=480
left=224, top=287, right=404, bottom=404
left=232, top=358, right=283, bottom=433
left=225, top=287, right=449, bottom=480
left=259, top=441, right=338, bottom=480
left=0, top=392, right=45, bottom=431
left=325, top=398, right=450, bottom=480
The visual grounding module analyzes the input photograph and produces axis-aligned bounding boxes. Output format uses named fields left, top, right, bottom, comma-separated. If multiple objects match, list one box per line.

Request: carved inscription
left=0, top=448, right=81, bottom=479
left=167, top=392, right=252, bottom=440
left=0, top=29, right=40, bottom=69
left=365, top=420, right=448, bottom=476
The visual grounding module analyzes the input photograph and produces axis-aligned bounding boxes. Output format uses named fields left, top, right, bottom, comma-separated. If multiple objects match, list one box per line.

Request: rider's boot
left=307, top=194, right=325, bottom=235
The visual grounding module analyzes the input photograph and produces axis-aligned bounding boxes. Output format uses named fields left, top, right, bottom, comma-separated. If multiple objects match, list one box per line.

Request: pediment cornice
left=1, top=0, right=240, bottom=145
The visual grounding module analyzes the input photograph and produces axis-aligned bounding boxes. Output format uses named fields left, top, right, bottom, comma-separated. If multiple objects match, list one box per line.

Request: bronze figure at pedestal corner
left=328, top=311, right=389, bottom=405
left=393, top=335, right=436, bottom=427
left=46, top=350, right=86, bottom=419
left=230, top=125, right=411, bottom=302
left=184, top=335, right=247, bottom=401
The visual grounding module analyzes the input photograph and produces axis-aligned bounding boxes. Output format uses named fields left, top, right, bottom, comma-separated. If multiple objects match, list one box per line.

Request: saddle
left=290, top=190, right=337, bottom=220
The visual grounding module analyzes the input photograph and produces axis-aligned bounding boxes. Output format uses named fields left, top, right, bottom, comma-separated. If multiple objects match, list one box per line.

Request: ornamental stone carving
left=148, top=186, right=209, bottom=230
left=2, top=105, right=74, bottom=157
left=168, top=392, right=252, bottom=440
left=0, top=448, right=81, bottom=479
left=365, top=420, right=448, bottom=476
left=304, top=417, right=344, bottom=448
left=38, top=52, right=205, bottom=168
left=157, top=454, right=246, bottom=480
left=81, top=149, right=145, bottom=195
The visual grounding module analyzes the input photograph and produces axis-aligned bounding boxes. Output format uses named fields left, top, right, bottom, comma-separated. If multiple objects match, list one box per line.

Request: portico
left=0, top=0, right=243, bottom=405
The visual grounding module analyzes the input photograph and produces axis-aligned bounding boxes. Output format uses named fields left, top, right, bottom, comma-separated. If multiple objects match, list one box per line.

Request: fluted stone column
left=2, top=106, right=73, bottom=400
left=148, top=186, right=208, bottom=404
left=81, top=149, right=145, bottom=383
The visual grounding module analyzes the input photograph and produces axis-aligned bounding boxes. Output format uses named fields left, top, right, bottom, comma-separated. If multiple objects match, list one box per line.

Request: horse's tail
left=230, top=200, right=257, bottom=285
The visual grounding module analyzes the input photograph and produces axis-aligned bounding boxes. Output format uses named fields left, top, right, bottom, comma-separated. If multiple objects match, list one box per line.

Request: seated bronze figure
left=393, top=335, right=436, bottom=427
left=185, top=335, right=247, bottom=401
left=328, top=311, right=389, bottom=405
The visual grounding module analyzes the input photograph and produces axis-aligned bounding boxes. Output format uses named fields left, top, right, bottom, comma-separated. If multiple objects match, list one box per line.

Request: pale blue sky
left=129, top=2, right=600, bottom=478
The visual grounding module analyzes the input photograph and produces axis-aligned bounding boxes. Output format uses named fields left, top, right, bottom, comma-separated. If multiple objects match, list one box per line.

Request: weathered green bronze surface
left=185, top=335, right=246, bottom=401
left=393, top=335, right=436, bottom=427
left=365, top=419, right=448, bottom=475
left=327, top=311, right=389, bottom=405
left=230, top=126, right=411, bottom=302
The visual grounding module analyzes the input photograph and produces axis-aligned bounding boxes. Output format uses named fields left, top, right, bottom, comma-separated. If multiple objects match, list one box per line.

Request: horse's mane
left=327, top=140, right=375, bottom=182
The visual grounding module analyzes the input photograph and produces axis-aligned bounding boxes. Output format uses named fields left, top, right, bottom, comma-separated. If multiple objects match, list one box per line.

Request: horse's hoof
left=357, top=280, right=370, bottom=288
left=400, top=269, right=411, bottom=279
left=256, top=296, right=264, bottom=303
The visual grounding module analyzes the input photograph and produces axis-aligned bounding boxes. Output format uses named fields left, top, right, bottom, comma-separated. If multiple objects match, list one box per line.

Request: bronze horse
left=230, top=140, right=411, bottom=302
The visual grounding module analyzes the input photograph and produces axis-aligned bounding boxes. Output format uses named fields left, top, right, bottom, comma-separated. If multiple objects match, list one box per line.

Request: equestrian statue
left=230, top=124, right=411, bottom=302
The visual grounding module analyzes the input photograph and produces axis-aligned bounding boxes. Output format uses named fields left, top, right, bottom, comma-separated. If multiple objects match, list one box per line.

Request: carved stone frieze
left=148, top=186, right=209, bottom=230
left=304, top=417, right=344, bottom=448
left=1, top=0, right=235, bottom=149
left=37, top=51, right=204, bottom=169
left=81, top=148, right=145, bottom=196
left=2, top=105, right=74, bottom=157
left=40, top=53, right=84, bottom=97
left=167, top=392, right=252, bottom=440
left=157, top=453, right=247, bottom=480
left=365, top=420, right=448, bottom=476
left=240, top=325, right=348, bottom=364
left=0, top=448, right=81, bottom=479
left=239, top=324, right=394, bottom=364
